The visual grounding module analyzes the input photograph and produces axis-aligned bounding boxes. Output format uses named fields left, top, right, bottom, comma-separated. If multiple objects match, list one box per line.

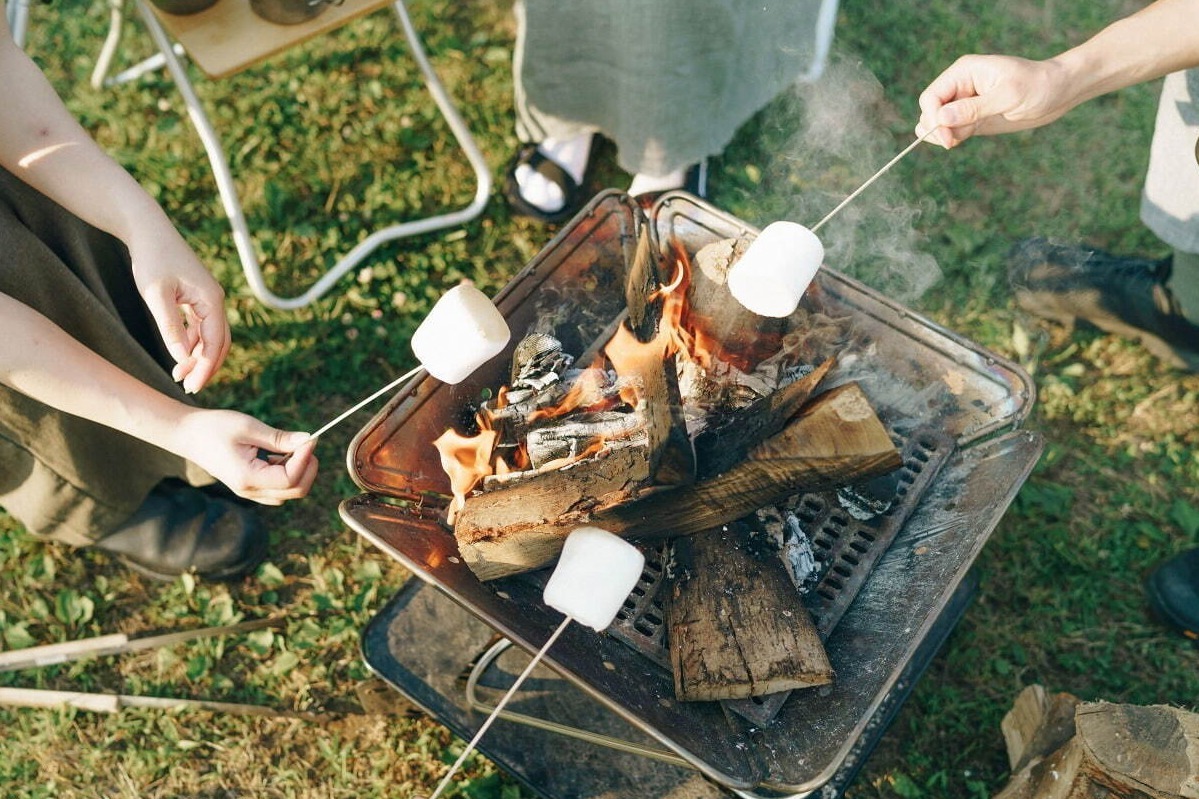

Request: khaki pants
left=0, top=166, right=210, bottom=546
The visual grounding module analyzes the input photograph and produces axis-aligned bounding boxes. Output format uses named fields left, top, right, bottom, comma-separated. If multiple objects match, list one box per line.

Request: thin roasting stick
left=427, top=617, right=573, bottom=799
left=308, top=364, right=424, bottom=441
left=0, top=686, right=336, bottom=721
left=0, top=617, right=283, bottom=673
left=810, top=126, right=941, bottom=234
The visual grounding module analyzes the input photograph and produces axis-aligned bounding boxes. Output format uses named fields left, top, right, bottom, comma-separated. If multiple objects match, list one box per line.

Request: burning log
left=623, top=213, right=665, bottom=343
left=693, top=356, right=834, bottom=480
left=455, top=381, right=902, bottom=581
left=604, top=323, right=695, bottom=487
left=685, top=237, right=789, bottom=374
left=666, top=523, right=833, bottom=702
left=611, top=221, right=695, bottom=487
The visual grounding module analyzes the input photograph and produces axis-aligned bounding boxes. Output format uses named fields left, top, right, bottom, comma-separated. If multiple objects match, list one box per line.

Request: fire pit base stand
left=361, top=568, right=977, bottom=799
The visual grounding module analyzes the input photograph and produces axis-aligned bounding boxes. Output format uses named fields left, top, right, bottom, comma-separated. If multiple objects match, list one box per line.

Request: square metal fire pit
left=341, top=191, right=1043, bottom=797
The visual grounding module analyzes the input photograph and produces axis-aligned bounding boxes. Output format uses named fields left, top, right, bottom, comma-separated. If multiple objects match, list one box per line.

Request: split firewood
left=613, top=216, right=695, bottom=487
left=623, top=212, right=664, bottom=343
left=995, top=685, right=1199, bottom=799
left=692, top=356, right=834, bottom=480
left=455, top=381, right=901, bottom=581
left=666, top=523, right=833, bottom=702
left=1001, top=684, right=1082, bottom=774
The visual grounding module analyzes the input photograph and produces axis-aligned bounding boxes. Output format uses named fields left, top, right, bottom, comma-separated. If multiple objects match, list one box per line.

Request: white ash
left=509, top=333, right=574, bottom=393
left=525, top=411, right=647, bottom=469
left=782, top=514, right=820, bottom=594
left=753, top=506, right=820, bottom=594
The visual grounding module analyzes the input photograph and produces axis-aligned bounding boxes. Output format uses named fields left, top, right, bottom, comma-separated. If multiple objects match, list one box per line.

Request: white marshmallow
left=726, top=221, right=824, bottom=318
left=411, top=284, right=512, bottom=384
left=542, top=526, right=646, bottom=632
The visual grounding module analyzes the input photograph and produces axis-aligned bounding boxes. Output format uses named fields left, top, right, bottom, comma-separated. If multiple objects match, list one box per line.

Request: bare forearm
left=0, top=293, right=196, bottom=456
left=1052, top=0, right=1199, bottom=108
left=0, top=19, right=172, bottom=246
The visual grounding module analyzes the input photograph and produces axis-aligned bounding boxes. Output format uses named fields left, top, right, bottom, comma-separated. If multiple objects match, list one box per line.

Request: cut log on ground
left=456, top=381, right=901, bottom=581
left=995, top=684, right=1199, bottom=799
left=1000, top=684, right=1082, bottom=774
left=666, top=523, right=833, bottom=702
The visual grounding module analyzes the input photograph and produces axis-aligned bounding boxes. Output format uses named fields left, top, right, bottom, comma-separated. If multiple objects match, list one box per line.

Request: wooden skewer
left=428, top=617, right=573, bottom=799
left=810, top=126, right=942, bottom=234
left=0, top=617, right=283, bottom=673
left=307, top=364, right=423, bottom=441
left=0, top=686, right=335, bottom=721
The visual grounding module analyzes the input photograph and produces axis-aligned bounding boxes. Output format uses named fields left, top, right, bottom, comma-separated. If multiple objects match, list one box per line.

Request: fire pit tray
left=341, top=190, right=1043, bottom=793
left=360, top=559, right=979, bottom=799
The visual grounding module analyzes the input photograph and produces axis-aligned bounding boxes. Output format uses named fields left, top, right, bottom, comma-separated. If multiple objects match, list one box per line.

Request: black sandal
left=504, top=143, right=586, bottom=224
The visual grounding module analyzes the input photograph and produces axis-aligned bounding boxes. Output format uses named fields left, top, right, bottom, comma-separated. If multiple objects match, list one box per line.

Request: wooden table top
left=144, top=0, right=396, bottom=79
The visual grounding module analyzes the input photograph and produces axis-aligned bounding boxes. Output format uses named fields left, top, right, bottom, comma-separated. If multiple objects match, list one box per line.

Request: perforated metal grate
left=602, top=425, right=956, bottom=720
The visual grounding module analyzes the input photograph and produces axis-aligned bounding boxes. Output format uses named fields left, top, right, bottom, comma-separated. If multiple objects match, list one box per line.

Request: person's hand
left=916, top=54, right=1076, bottom=148
left=127, top=228, right=232, bottom=395
left=172, top=408, right=319, bottom=506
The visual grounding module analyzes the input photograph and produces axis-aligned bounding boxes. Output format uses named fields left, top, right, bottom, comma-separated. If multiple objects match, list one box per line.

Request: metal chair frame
left=9, top=0, right=491, bottom=311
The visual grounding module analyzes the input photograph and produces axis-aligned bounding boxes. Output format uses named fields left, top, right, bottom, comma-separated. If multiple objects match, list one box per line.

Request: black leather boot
left=91, top=482, right=267, bottom=582
left=1144, top=548, right=1199, bottom=641
left=1008, top=238, right=1199, bottom=371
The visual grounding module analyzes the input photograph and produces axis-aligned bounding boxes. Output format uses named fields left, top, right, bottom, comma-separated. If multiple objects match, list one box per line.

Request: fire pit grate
left=544, top=422, right=956, bottom=724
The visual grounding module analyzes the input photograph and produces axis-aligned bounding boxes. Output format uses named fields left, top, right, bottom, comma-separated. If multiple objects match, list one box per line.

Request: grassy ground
left=2, top=0, right=1197, bottom=797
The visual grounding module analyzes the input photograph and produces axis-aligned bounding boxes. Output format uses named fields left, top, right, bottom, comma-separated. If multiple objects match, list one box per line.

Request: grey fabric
left=513, top=0, right=834, bottom=177
left=1141, top=69, right=1199, bottom=254
left=1168, top=247, right=1199, bottom=323
left=0, top=166, right=211, bottom=547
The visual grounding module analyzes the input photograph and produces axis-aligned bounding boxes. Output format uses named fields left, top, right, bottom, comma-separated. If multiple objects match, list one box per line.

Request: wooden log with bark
left=686, top=236, right=789, bottom=373
left=666, top=522, right=833, bottom=702
left=455, top=380, right=901, bottom=581
left=995, top=684, right=1199, bottom=799
left=613, top=217, right=695, bottom=488
left=692, top=356, right=834, bottom=481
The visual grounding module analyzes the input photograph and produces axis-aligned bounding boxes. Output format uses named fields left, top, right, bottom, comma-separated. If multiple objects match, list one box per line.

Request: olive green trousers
left=0, top=166, right=209, bottom=546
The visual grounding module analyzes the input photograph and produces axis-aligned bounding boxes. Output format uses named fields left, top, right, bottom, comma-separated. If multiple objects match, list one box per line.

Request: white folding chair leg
left=90, top=0, right=125, bottom=90
left=134, top=0, right=491, bottom=311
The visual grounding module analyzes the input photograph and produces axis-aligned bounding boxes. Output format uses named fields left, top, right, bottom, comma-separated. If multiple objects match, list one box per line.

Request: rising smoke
left=761, top=53, right=945, bottom=305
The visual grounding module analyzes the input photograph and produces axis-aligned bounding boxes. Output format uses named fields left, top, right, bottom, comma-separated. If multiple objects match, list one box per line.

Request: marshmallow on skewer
left=543, top=526, right=646, bottom=631
left=426, top=525, right=644, bottom=799
left=411, top=283, right=511, bottom=384
left=726, top=221, right=824, bottom=318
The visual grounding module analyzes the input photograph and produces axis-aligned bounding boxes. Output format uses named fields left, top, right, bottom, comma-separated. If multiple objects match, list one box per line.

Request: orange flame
left=434, top=235, right=772, bottom=513
left=526, top=367, right=618, bottom=423
left=433, top=428, right=497, bottom=524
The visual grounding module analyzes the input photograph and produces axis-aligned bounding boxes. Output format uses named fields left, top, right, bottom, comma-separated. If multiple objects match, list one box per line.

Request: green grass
left=2, top=0, right=1197, bottom=797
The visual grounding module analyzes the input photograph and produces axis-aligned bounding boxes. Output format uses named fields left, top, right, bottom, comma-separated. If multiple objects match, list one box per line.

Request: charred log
left=666, top=523, right=833, bottom=702
left=455, top=381, right=901, bottom=581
